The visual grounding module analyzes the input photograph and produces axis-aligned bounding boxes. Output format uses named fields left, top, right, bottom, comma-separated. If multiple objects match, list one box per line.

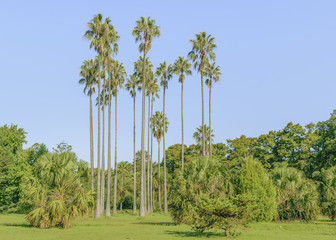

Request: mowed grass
left=0, top=212, right=335, bottom=240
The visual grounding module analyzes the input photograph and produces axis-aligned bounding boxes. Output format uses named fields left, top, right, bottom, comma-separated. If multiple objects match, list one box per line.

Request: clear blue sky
left=1, top=0, right=336, bottom=164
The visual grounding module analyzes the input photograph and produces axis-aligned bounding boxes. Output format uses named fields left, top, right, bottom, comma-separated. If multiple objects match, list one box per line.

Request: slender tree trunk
left=140, top=48, right=147, bottom=217
left=209, top=87, right=212, bottom=158
left=101, top=91, right=105, bottom=215
left=147, top=95, right=150, bottom=213
left=181, top=83, right=184, bottom=169
left=201, top=71, right=205, bottom=157
left=90, top=94, right=94, bottom=192
left=106, top=90, right=112, bottom=216
left=113, top=93, right=118, bottom=214
left=133, top=95, right=137, bottom=214
left=158, top=140, right=161, bottom=210
left=150, top=96, right=154, bottom=213
left=95, top=79, right=101, bottom=218
left=163, top=88, right=168, bottom=214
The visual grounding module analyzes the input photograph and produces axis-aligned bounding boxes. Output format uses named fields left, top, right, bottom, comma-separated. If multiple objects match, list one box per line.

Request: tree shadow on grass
left=134, top=221, right=176, bottom=226
left=1, top=223, right=32, bottom=228
left=165, top=230, right=224, bottom=238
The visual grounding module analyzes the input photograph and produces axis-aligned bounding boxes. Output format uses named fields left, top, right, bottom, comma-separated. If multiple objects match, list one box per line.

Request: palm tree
left=151, top=111, right=169, bottom=210
left=188, top=32, right=216, bottom=157
left=156, top=61, right=172, bottom=214
left=193, top=124, right=214, bottom=156
left=79, top=59, right=97, bottom=192
left=173, top=57, right=192, bottom=170
left=205, top=62, right=221, bottom=158
left=110, top=60, right=126, bottom=215
left=146, top=72, right=160, bottom=212
left=85, top=13, right=119, bottom=218
left=125, top=73, right=141, bottom=214
left=132, top=17, right=160, bottom=217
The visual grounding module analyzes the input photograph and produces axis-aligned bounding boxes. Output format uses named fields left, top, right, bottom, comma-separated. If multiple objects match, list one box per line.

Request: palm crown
left=188, top=32, right=216, bottom=73
left=132, top=17, right=160, bottom=53
left=79, top=59, right=98, bottom=96
left=173, top=57, right=192, bottom=83
left=205, top=62, right=221, bottom=88
left=151, top=111, right=169, bottom=144
left=156, top=61, right=172, bottom=90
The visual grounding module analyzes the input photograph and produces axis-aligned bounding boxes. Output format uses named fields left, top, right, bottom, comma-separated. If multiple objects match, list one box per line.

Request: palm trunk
left=147, top=95, right=150, bottom=213
left=209, top=86, right=212, bottom=158
left=106, top=89, right=112, bottom=216
left=95, top=78, right=101, bottom=218
left=101, top=91, right=105, bottom=215
left=163, top=88, right=168, bottom=214
left=181, top=83, right=184, bottom=169
left=113, top=93, right=118, bottom=214
left=158, top=140, right=161, bottom=210
left=90, top=94, right=94, bottom=192
left=140, top=48, right=147, bottom=217
left=150, top=96, right=154, bottom=213
left=133, top=95, right=137, bottom=214
left=201, top=71, right=205, bottom=157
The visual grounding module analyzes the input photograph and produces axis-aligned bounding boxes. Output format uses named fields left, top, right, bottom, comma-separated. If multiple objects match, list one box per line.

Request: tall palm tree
left=85, top=13, right=119, bottom=218
left=132, top=17, right=160, bottom=217
left=173, top=57, right=192, bottom=170
left=79, top=59, right=97, bottom=192
left=146, top=72, right=160, bottom=213
left=205, top=62, right=221, bottom=158
left=193, top=124, right=214, bottom=156
left=125, top=73, right=141, bottom=214
left=110, top=60, right=126, bottom=215
left=188, top=32, right=216, bottom=157
left=156, top=61, right=172, bottom=214
left=151, top=111, right=169, bottom=211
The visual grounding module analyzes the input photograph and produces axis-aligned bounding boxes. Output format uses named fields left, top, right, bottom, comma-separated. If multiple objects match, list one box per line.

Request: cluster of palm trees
left=79, top=14, right=221, bottom=217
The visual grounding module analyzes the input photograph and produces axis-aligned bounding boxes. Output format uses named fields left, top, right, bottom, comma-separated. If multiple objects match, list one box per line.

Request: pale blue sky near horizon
left=1, top=0, right=336, bottom=164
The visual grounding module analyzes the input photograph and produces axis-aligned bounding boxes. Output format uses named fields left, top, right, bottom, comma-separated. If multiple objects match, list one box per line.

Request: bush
left=320, top=167, right=336, bottom=220
left=236, top=158, right=277, bottom=221
left=22, top=152, right=93, bottom=228
left=272, top=164, right=319, bottom=221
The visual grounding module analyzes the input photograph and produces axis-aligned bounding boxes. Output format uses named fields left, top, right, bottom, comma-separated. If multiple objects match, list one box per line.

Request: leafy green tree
left=173, top=57, right=192, bottom=170
left=125, top=73, right=141, bottom=213
left=236, top=158, right=277, bottom=221
left=0, top=125, right=27, bottom=213
left=188, top=32, right=216, bottom=157
left=204, top=62, right=221, bottom=158
left=133, top=16, right=160, bottom=217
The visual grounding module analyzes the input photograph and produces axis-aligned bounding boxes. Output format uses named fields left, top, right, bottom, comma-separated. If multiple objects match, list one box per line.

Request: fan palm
left=173, top=57, right=192, bottom=170
left=125, top=73, right=141, bottom=214
left=193, top=125, right=214, bottom=156
left=205, top=62, right=221, bottom=158
left=156, top=61, right=172, bottom=213
left=85, top=13, right=119, bottom=218
left=188, top=32, right=216, bottom=157
left=79, top=59, right=97, bottom=192
left=151, top=111, right=169, bottom=210
left=133, top=17, right=160, bottom=216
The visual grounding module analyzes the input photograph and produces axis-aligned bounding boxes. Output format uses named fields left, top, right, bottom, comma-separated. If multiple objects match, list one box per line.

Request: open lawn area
left=0, top=213, right=335, bottom=240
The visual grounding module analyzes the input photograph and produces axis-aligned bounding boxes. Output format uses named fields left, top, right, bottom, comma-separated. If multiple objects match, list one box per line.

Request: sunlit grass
left=0, top=212, right=335, bottom=240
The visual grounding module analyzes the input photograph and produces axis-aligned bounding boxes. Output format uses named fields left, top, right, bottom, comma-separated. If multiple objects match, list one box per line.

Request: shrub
left=320, top=167, right=336, bottom=220
left=272, top=164, right=319, bottom=221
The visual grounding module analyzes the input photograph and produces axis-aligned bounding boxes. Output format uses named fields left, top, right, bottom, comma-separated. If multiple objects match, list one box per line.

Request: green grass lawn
left=0, top=212, right=335, bottom=240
